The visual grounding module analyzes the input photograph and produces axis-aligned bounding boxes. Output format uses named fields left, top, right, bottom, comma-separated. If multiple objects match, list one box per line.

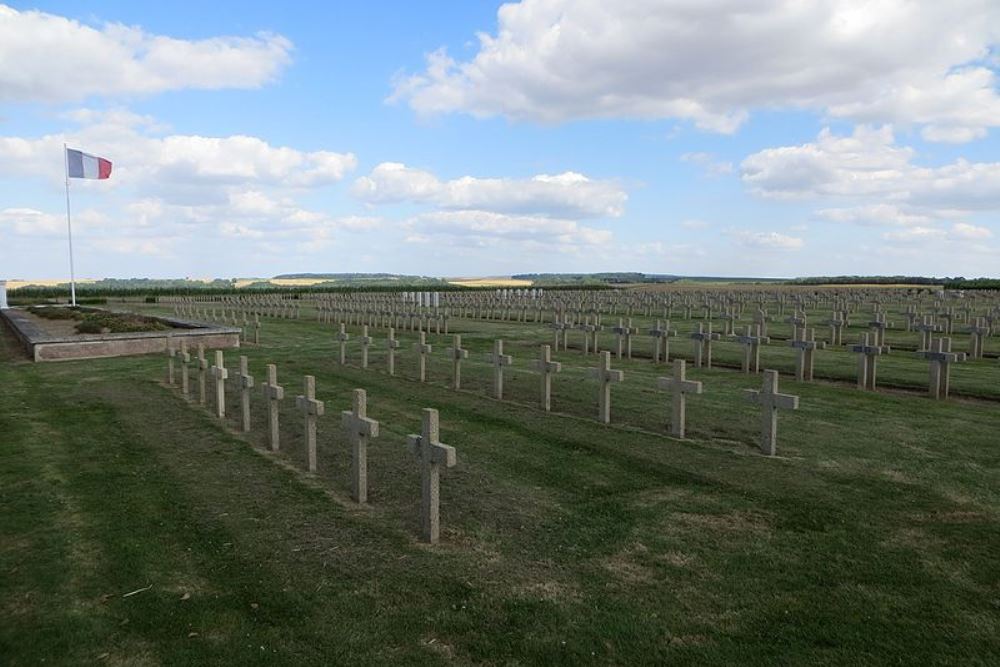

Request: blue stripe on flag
left=66, top=149, right=85, bottom=178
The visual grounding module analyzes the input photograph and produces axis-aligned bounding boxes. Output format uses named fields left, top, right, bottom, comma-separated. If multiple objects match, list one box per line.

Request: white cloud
left=391, top=0, right=1000, bottom=141
left=741, top=126, right=1000, bottom=214
left=742, top=125, right=1000, bottom=249
left=680, top=152, right=733, bottom=176
left=352, top=162, right=625, bottom=218
left=0, top=110, right=357, bottom=192
left=731, top=230, right=804, bottom=250
left=814, top=204, right=933, bottom=227
left=0, top=4, right=292, bottom=103
left=951, top=222, right=993, bottom=240
left=680, top=219, right=710, bottom=230
left=407, top=210, right=612, bottom=247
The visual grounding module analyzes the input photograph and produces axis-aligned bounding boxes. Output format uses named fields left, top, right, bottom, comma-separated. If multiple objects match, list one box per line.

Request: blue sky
left=2, top=1, right=999, bottom=279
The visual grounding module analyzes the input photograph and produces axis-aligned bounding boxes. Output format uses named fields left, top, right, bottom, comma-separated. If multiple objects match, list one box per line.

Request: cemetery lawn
left=1, top=315, right=999, bottom=665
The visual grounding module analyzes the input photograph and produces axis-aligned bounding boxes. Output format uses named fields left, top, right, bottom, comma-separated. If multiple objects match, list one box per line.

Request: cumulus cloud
left=730, top=230, right=804, bottom=250
left=408, top=210, right=612, bottom=247
left=0, top=4, right=292, bottom=102
left=741, top=126, right=1000, bottom=213
left=680, top=152, right=733, bottom=176
left=352, top=162, right=626, bottom=218
left=0, top=110, right=357, bottom=192
left=741, top=125, right=1000, bottom=249
left=391, top=0, right=1000, bottom=142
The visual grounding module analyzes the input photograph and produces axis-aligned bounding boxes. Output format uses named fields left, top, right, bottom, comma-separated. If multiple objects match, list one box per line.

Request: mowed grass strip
left=1, top=314, right=999, bottom=664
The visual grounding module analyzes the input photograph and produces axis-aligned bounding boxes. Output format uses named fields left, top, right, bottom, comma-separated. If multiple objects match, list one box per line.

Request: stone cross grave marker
left=744, top=370, right=799, bottom=456
left=166, top=339, right=176, bottom=386
left=262, top=364, right=285, bottom=451
left=536, top=344, right=562, bottom=412
left=589, top=351, right=625, bottom=424
left=850, top=332, right=884, bottom=391
left=868, top=313, right=891, bottom=348
left=209, top=350, right=229, bottom=419
left=648, top=319, right=675, bottom=364
left=296, top=375, right=325, bottom=473
left=414, top=331, right=432, bottom=382
left=196, top=344, right=208, bottom=406
left=824, top=311, right=846, bottom=346
left=238, top=355, right=254, bottom=433
left=486, top=339, right=513, bottom=400
left=690, top=322, right=721, bottom=369
left=785, top=310, right=807, bottom=341
left=736, top=324, right=770, bottom=374
left=341, top=388, right=379, bottom=504
left=657, top=359, right=702, bottom=439
left=754, top=309, right=770, bottom=338
left=385, top=327, right=400, bottom=376
left=446, top=334, right=469, bottom=389
left=966, top=317, right=989, bottom=360
left=916, top=337, right=966, bottom=399
left=336, top=323, right=350, bottom=365
left=789, top=327, right=824, bottom=382
left=915, top=315, right=939, bottom=352
left=360, top=325, right=372, bottom=369
left=613, top=318, right=636, bottom=359
left=407, top=408, right=457, bottom=544
left=179, top=339, right=191, bottom=397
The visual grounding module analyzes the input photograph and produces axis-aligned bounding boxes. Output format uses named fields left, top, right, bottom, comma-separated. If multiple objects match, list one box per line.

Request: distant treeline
left=7, top=281, right=608, bottom=303
left=273, top=273, right=448, bottom=285
left=512, top=273, right=786, bottom=285
left=789, top=276, right=1000, bottom=290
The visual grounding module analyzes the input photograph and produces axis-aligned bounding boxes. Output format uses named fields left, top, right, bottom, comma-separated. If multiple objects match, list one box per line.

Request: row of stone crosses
left=166, top=333, right=799, bottom=475
left=164, top=340, right=803, bottom=543
left=164, top=343, right=455, bottom=544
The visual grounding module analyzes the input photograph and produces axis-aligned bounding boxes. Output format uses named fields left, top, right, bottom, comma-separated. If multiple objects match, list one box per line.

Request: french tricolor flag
left=66, top=148, right=112, bottom=180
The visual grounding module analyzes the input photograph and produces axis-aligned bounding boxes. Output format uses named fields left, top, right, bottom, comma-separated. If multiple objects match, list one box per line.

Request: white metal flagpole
left=63, top=143, right=77, bottom=307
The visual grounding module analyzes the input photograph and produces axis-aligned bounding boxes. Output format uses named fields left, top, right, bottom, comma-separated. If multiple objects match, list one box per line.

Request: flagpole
left=63, top=143, right=77, bottom=307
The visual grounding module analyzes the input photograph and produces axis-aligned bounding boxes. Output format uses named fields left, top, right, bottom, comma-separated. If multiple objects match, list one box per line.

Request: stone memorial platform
left=1, top=306, right=240, bottom=362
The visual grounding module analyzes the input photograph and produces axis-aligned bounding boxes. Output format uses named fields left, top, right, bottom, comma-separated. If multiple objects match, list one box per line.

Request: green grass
left=1, top=307, right=999, bottom=665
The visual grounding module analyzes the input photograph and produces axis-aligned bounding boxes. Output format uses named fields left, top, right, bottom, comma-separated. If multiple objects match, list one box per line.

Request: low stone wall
left=0, top=309, right=241, bottom=362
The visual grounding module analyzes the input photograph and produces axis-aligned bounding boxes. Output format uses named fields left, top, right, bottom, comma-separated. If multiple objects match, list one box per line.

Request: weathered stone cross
left=486, top=339, right=513, bottom=399
left=785, top=310, right=807, bottom=341
left=744, top=370, right=799, bottom=456
left=196, top=344, right=208, bottom=406
left=341, top=388, right=379, bottom=503
left=647, top=319, right=675, bottom=364
left=536, top=344, right=562, bottom=412
left=179, top=339, right=191, bottom=397
left=385, top=327, right=400, bottom=375
left=916, top=337, right=966, bottom=399
left=336, top=323, right=350, bottom=365
left=657, top=359, right=702, bottom=439
left=209, top=350, right=229, bottom=419
left=736, top=324, right=770, bottom=374
left=414, top=331, right=432, bottom=382
left=850, top=332, right=884, bottom=391
left=690, top=322, right=721, bottom=369
left=966, top=317, right=989, bottom=360
left=237, top=355, right=254, bottom=432
left=407, top=408, right=457, bottom=544
left=262, top=363, right=284, bottom=451
left=915, top=315, right=939, bottom=351
left=359, top=325, right=372, bottom=369
left=589, top=350, right=625, bottom=424
left=824, top=311, right=846, bottom=346
left=789, top=327, right=824, bottom=382
left=612, top=318, right=636, bottom=359
left=867, top=313, right=892, bottom=348
left=296, top=375, right=325, bottom=473
left=166, top=339, right=176, bottom=386
left=445, top=334, right=469, bottom=389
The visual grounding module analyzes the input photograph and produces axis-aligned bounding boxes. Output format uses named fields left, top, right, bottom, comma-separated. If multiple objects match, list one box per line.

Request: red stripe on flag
left=98, top=158, right=112, bottom=179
